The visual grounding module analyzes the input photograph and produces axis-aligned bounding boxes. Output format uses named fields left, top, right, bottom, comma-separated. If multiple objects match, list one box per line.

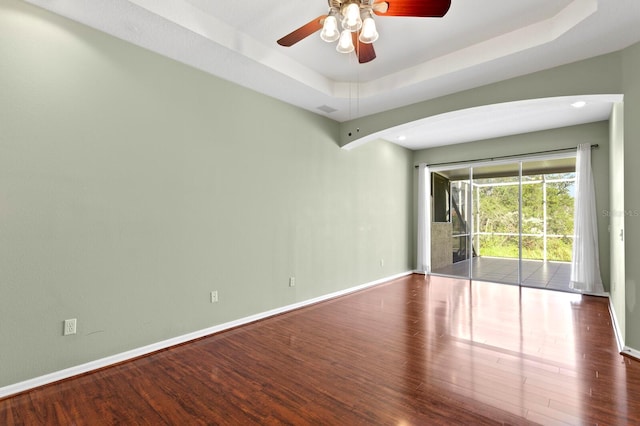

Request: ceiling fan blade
left=277, top=15, right=327, bottom=47
left=352, top=32, right=377, bottom=64
left=373, top=0, right=451, bottom=17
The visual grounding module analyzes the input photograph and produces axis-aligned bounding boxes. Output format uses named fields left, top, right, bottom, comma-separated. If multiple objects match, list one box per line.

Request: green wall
left=622, top=43, right=640, bottom=350
left=0, top=1, right=414, bottom=387
left=413, top=122, right=611, bottom=288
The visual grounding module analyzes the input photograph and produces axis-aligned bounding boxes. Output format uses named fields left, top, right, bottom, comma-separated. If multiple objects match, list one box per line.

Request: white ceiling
left=24, top=0, right=640, bottom=149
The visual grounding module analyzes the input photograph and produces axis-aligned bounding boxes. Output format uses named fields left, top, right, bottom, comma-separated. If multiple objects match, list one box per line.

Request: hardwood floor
left=2, top=274, right=638, bottom=425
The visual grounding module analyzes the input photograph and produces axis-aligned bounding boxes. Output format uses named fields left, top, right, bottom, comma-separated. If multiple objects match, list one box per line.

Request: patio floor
left=431, top=256, right=574, bottom=292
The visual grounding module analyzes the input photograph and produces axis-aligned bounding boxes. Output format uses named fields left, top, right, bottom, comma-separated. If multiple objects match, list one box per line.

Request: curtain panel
left=570, top=144, right=604, bottom=293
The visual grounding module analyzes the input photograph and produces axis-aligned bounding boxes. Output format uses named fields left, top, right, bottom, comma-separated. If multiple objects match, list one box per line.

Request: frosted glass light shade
left=320, top=15, right=340, bottom=42
left=341, top=3, right=362, bottom=32
left=336, top=29, right=354, bottom=53
left=359, top=17, right=378, bottom=43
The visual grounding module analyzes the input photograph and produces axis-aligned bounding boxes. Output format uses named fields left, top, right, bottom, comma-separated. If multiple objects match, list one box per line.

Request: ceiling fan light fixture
left=320, top=15, right=340, bottom=42
left=341, top=3, right=362, bottom=32
left=277, top=0, right=452, bottom=63
left=359, top=14, right=378, bottom=43
left=336, top=29, right=355, bottom=53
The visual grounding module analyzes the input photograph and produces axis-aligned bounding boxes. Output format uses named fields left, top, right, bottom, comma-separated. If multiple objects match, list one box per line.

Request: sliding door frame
left=426, top=151, right=576, bottom=285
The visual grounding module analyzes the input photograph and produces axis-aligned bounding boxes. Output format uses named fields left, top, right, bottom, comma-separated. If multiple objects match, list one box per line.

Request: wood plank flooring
left=2, top=274, right=638, bottom=425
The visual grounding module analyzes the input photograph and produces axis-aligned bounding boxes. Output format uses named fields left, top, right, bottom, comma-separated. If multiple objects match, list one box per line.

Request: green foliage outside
left=472, top=174, right=575, bottom=262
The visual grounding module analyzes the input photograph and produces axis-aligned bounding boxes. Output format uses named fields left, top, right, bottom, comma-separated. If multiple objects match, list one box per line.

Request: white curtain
left=416, top=164, right=431, bottom=273
left=570, top=144, right=604, bottom=293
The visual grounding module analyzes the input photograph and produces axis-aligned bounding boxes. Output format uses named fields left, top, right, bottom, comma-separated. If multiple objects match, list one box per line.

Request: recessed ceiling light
left=398, top=135, right=407, bottom=141
left=571, top=101, right=587, bottom=108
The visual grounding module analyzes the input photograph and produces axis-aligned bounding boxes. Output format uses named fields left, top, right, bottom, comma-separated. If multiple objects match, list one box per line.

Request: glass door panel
left=520, top=170, right=544, bottom=261
left=545, top=178, right=575, bottom=262
left=520, top=158, right=576, bottom=289
left=430, top=167, right=471, bottom=278
left=471, top=163, right=521, bottom=284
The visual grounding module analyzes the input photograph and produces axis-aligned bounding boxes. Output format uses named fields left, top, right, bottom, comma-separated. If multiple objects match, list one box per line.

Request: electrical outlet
left=289, top=277, right=295, bottom=287
left=64, top=318, right=77, bottom=336
left=210, top=290, right=219, bottom=303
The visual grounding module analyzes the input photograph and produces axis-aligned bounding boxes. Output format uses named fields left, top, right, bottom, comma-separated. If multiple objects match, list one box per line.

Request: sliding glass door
left=427, top=155, right=576, bottom=290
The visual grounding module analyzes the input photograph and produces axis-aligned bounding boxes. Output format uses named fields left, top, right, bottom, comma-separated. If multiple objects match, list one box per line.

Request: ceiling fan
left=277, top=0, right=452, bottom=64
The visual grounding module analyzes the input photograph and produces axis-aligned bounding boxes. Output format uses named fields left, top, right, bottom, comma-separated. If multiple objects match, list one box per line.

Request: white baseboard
left=606, top=296, right=640, bottom=363
left=622, top=346, right=640, bottom=361
left=0, top=271, right=413, bottom=399
left=608, top=294, right=625, bottom=353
